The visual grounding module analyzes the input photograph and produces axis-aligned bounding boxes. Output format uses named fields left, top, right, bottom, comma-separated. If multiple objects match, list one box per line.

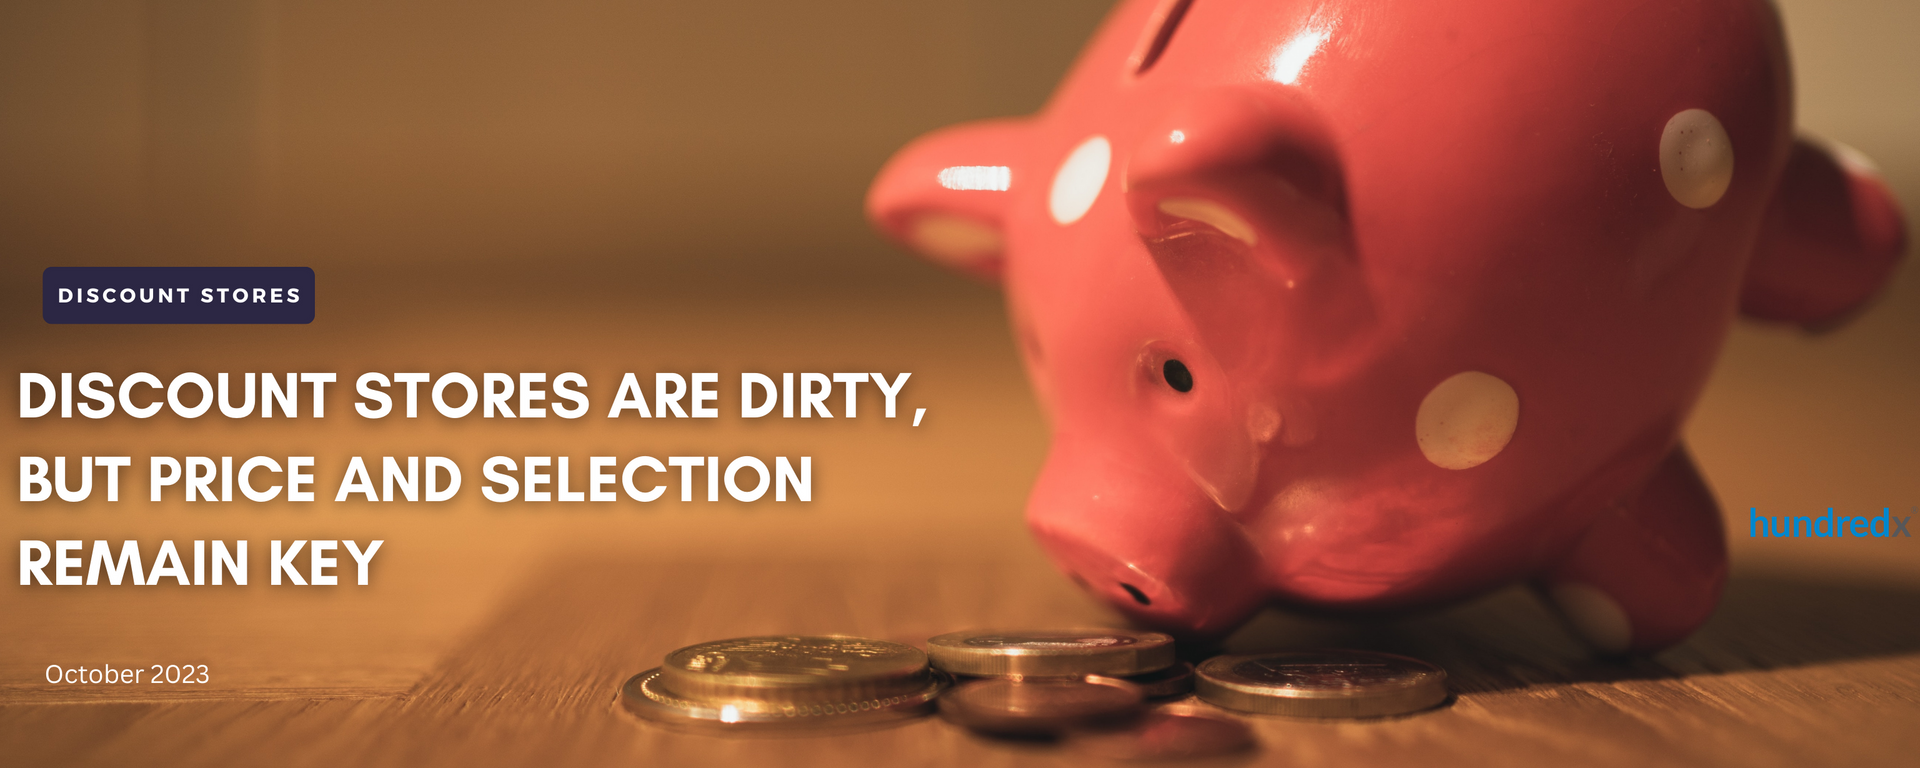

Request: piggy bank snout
left=1026, top=446, right=1267, bottom=638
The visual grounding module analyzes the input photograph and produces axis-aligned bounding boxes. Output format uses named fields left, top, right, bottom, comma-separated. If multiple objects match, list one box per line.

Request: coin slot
left=1162, top=360, right=1193, bottom=393
left=1130, top=0, right=1195, bottom=75
left=1120, top=582, right=1152, bottom=605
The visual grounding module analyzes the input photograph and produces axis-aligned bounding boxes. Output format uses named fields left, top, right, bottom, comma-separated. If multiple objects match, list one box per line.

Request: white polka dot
left=910, top=214, right=1001, bottom=266
left=1157, top=197, right=1258, bottom=245
left=1660, top=109, right=1734, bottom=209
left=1246, top=402, right=1282, bottom=444
left=1049, top=135, right=1111, bottom=225
left=1550, top=582, right=1632, bottom=654
left=1415, top=371, right=1518, bottom=470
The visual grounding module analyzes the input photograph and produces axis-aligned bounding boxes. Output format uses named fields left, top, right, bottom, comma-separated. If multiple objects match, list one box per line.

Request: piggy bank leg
left=1536, top=446, right=1728, bottom=655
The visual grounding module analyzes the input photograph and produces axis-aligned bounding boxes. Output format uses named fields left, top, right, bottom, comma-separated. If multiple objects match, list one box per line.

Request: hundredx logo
left=1747, top=507, right=1914, bottom=539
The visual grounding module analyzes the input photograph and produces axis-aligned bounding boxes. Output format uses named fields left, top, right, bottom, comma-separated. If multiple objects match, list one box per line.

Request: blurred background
left=0, top=0, right=1915, bottom=708
left=1, top=1, right=1913, bottom=274
left=0, top=0, right=1119, bottom=274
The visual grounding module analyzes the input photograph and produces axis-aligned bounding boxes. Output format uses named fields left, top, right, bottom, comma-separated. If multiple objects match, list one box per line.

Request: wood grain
left=4, top=553, right=1918, bottom=767
left=4, top=257, right=1919, bottom=764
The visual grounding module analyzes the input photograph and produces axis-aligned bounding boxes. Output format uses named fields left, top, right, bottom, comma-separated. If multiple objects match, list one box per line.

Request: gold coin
left=659, top=635, right=931, bottom=710
left=619, top=667, right=947, bottom=732
left=1195, top=649, right=1447, bottom=718
left=927, top=629, right=1176, bottom=677
left=937, top=677, right=1145, bottom=735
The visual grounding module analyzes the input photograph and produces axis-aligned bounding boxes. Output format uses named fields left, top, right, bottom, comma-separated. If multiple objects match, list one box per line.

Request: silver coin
left=1196, top=649, right=1447, bottom=718
left=1068, top=706, right=1257, bottom=761
left=659, top=635, right=930, bottom=709
left=1115, top=660, right=1195, bottom=699
left=956, top=660, right=1194, bottom=699
left=618, top=667, right=947, bottom=733
left=938, top=676, right=1145, bottom=735
left=927, top=628, right=1176, bottom=677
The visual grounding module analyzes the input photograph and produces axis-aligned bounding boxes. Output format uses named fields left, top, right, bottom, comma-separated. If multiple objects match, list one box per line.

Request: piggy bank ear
left=1125, top=86, right=1348, bottom=247
left=1124, top=85, right=1364, bottom=369
left=1740, top=137, right=1907, bottom=329
left=866, top=118, right=1032, bottom=283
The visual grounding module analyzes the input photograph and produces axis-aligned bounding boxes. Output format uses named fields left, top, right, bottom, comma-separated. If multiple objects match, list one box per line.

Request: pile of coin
left=619, top=635, right=948, bottom=731
left=618, top=629, right=1446, bottom=755
left=926, top=629, right=1188, bottom=734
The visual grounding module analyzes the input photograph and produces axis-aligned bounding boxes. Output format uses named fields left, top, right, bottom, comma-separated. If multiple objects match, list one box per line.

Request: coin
left=938, top=676, right=1146, bottom=735
left=1068, top=706, right=1257, bottom=761
left=1195, top=649, right=1448, bottom=718
left=1109, top=660, right=1195, bottom=699
left=927, top=629, right=1177, bottom=677
left=958, top=660, right=1192, bottom=699
left=619, top=667, right=948, bottom=732
left=660, top=635, right=932, bottom=710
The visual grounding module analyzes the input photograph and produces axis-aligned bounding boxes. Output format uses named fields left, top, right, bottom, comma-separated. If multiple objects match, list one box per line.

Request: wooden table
left=3, top=260, right=1917, bottom=766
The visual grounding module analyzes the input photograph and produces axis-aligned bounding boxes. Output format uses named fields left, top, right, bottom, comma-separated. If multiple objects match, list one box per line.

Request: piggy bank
left=867, top=0, right=1905, bottom=652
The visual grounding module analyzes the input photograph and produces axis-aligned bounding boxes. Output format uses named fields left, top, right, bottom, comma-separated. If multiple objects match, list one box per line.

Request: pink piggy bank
left=868, top=0, right=1904, bottom=652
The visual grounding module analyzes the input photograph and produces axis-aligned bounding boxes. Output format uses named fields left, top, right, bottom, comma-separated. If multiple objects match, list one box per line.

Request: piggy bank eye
left=1162, top=359, right=1194, bottom=392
